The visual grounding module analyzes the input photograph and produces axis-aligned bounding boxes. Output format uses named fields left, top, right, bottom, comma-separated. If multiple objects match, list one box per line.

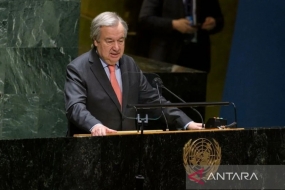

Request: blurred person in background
left=138, top=0, right=224, bottom=73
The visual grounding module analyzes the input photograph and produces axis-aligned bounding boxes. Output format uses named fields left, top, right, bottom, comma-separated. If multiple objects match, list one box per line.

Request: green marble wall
left=0, top=0, right=80, bottom=139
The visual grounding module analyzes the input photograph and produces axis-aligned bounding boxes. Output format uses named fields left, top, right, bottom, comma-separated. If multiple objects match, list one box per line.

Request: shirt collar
left=100, top=59, right=120, bottom=69
left=97, top=54, right=120, bottom=69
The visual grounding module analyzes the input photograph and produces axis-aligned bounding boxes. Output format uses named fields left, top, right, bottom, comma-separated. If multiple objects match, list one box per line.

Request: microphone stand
left=128, top=102, right=237, bottom=129
left=150, top=77, right=237, bottom=128
left=137, top=114, right=148, bottom=134
left=154, top=82, right=169, bottom=131
left=161, top=84, right=205, bottom=128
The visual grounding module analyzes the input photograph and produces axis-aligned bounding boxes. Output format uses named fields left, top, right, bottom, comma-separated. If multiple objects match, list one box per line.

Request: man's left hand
left=187, top=122, right=204, bottom=130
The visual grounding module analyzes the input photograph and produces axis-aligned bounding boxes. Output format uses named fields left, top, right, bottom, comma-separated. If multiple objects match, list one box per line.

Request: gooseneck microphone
left=152, top=77, right=205, bottom=128
left=153, top=79, right=169, bottom=131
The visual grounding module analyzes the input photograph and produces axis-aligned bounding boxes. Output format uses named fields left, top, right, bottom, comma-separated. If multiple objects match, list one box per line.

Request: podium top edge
left=73, top=128, right=244, bottom=137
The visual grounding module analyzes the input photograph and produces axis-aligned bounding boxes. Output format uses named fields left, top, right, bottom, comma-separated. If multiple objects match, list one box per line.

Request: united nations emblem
left=183, top=138, right=221, bottom=184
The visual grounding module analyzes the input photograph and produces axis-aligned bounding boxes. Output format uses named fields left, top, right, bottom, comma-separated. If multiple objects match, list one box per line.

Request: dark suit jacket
left=138, top=0, right=224, bottom=72
left=64, top=48, right=192, bottom=136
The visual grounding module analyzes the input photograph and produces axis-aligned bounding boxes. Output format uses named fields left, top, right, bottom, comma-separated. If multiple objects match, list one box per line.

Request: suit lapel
left=89, top=49, right=122, bottom=111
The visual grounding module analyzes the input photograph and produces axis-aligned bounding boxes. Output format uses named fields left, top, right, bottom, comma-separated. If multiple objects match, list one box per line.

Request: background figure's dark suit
left=64, top=48, right=192, bottom=136
left=138, top=0, right=224, bottom=72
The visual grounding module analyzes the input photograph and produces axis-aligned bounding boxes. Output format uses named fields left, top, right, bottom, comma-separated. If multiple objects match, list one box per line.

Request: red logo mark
left=188, top=168, right=205, bottom=185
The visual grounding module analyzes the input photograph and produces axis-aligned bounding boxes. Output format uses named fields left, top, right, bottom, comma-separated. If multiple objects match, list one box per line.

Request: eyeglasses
left=97, top=38, right=125, bottom=46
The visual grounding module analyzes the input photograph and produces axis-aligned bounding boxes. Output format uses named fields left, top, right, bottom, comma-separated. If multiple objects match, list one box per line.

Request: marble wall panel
left=0, top=0, right=80, bottom=139
left=37, top=48, right=78, bottom=138
left=2, top=94, right=39, bottom=139
left=7, top=0, right=80, bottom=48
left=0, top=0, right=8, bottom=48
left=0, top=95, right=2, bottom=137
left=3, top=48, right=42, bottom=94
left=0, top=49, right=5, bottom=94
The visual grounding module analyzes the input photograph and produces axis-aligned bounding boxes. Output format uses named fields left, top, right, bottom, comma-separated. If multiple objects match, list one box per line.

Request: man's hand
left=91, top=124, right=117, bottom=136
left=201, top=17, right=216, bottom=31
left=172, top=18, right=197, bottom=34
left=187, top=122, right=204, bottom=130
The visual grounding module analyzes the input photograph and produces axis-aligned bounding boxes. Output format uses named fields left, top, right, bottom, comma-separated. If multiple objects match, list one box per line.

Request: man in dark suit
left=64, top=12, right=203, bottom=136
left=138, top=0, right=224, bottom=72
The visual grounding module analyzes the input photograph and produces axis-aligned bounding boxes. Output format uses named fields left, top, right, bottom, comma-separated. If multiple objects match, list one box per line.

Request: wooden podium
left=0, top=127, right=285, bottom=190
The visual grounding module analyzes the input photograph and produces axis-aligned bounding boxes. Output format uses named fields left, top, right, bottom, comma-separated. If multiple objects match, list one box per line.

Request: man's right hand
left=91, top=124, right=117, bottom=136
left=172, top=18, right=197, bottom=34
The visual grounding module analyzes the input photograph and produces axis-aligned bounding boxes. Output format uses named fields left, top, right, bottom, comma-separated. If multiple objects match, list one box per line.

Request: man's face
left=94, top=23, right=125, bottom=66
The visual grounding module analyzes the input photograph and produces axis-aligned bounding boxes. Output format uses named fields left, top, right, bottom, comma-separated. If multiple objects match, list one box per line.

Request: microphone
left=152, top=77, right=163, bottom=87
left=152, top=77, right=205, bottom=128
left=153, top=78, right=169, bottom=131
